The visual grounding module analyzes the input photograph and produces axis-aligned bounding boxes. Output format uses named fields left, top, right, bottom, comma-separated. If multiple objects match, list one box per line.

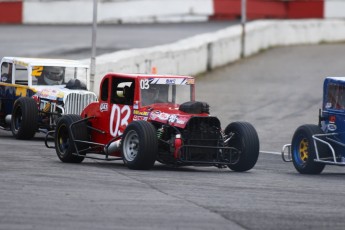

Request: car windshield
left=325, top=83, right=345, bottom=110
left=31, top=66, right=88, bottom=86
left=140, top=79, right=193, bottom=106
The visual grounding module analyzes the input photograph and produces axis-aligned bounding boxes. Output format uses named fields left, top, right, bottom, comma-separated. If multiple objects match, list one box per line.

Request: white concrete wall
left=81, top=19, right=345, bottom=95
left=23, top=0, right=213, bottom=24
left=325, top=1, right=345, bottom=19
left=21, top=0, right=345, bottom=24
left=244, top=20, right=345, bottom=57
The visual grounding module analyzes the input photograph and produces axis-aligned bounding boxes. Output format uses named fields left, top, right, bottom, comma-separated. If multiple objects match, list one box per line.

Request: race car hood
left=137, top=103, right=209, bottom=129
left=32, top=85, right=96, bottom=103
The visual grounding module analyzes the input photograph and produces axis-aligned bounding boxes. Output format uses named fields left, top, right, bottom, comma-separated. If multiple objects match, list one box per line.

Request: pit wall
left=1, top=0, right=345, bottom=24
left=84, top=19, right=345, bottom=95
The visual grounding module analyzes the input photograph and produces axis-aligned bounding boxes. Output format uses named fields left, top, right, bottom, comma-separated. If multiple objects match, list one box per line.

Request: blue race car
left=282, top=77, right=345, bottom=174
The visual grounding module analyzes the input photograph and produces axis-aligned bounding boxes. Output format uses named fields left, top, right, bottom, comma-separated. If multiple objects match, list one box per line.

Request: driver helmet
left=42, top=66, right=64, bottom=85
left=146, top=85, right=160, bottom=100
left=142, top=85, right=160, bottom=105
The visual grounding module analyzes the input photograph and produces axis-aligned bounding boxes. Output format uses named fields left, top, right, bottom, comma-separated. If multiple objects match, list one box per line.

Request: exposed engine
left=155, top=116, right=234, bottom=166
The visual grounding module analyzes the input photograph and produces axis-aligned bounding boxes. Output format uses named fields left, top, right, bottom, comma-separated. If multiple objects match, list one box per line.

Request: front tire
left=291, top=124, right=326, bottom=174
left=11, top=97, right=38, bottom=139
left=121, top=121, right=158, bottom=170
left=225, top=122, right=260, bottom=172
left=55, top=115, right=88, bottom=163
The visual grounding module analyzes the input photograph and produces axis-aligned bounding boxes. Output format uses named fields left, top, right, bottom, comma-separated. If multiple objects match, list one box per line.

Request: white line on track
left=260, top=150, right=281, bottom=155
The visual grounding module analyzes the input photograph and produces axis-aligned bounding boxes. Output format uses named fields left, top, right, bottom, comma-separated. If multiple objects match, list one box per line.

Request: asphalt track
left=1, top=24, right=345, bottom=230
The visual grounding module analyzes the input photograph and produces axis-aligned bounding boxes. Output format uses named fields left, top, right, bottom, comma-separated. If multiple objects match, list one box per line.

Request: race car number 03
left=110, top=104, right=131, bottom=137
left=140, top=79, right=150, bottom=89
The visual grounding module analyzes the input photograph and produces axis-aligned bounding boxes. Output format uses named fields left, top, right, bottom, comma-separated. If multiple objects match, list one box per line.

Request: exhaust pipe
left=104, top=139, right=121, bottom=155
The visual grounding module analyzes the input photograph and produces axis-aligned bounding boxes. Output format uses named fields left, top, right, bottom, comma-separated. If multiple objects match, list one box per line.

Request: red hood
left=138, top=103, right=209, bottom=128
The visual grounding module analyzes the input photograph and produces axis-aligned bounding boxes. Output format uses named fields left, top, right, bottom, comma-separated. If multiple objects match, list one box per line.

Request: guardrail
left=81, top=19, right=345, bottom=94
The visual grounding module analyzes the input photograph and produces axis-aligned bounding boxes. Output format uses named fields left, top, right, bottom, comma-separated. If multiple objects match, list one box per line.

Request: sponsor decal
left=100, top=103, right=108, bottom=112
left=57, top=92, right=64, bottom=98
left=1, top=76, right=8, bottom=82
left=166, top=79, right=176, bottom=84
left=37, top=88, right=64, bottom=100
left=13, top=60, right=28, bottom=67
left=327, top=123, right=337, bottom=131
left=148, top=110, right=186, bottom=125
left=186, top=78, right=195, bottom=84
left=168, top=115, right=177, bottom=123
left=325, top=102, right=332, bottom=109
left=150, top=110, right=160, bottom=120
left=329, top=116, right=336, bottom=123
left=15, top=87, right=27, bottom=97
left=168, top=114, right=186, bottom=125
left=133, top=110, right=149, bottom=116
left=175, top=118, right=186, bottom=125
left=149, top=111, right=186, bottom=125
left=141, top=77, right=195, bottom=86
left=158, top=112, right=170, bottom=120
left=133, top=101, right=139, bottom=109
left=133, top=115, right=148, bottom=121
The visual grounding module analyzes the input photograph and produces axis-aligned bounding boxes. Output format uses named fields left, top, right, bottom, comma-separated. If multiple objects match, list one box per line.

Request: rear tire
left=291, top=124, right=326, bottom=174
left=55, top=115, right=88, bottom=163
left=121, top=121, right=158, bottom=170
left=11, top=97, right=38, bottom=139
left=225, top=122, right=260, bottom=172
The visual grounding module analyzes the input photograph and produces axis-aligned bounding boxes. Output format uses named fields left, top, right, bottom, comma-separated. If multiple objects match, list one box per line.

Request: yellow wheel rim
left=299, top=138, right=309, bottom=162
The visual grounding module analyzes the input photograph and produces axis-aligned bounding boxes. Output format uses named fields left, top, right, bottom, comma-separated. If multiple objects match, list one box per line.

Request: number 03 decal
left=110, top=104, right=131, bottom=137
left=140, top=79, right=150, bottom=89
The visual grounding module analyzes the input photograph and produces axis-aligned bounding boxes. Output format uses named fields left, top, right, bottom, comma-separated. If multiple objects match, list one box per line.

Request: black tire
left=11, top=97, right=38, bottom=139
left=225, top=121, right=260, bottom=172
left=55, top=115, right=88, bottom=163
left=291, top=124, right=326, bottom=174
left=121, top=120, right=158, bottom=170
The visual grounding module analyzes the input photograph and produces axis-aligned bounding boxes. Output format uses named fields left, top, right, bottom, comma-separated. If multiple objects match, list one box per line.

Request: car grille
left=64, top=92, right=98, bottom=115
left=181, top=116, right=222, bottom=161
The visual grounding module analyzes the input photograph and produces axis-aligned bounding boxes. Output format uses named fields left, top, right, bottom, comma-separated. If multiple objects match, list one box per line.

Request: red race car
left=46, top=73, right=260, bottom=171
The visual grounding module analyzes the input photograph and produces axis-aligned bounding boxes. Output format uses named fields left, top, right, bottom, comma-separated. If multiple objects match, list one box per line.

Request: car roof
left=325, top=77, right=345, bottom=82
left=105, top=72, right=194, bottom=80
left=1, top=57, right=89, bottom=68
left=324, top=77, right=345, bottom=87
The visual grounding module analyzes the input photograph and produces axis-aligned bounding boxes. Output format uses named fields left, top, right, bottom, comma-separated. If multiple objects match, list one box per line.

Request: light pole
left=90, top=0, right=98, bottom=92
left=241, top=0, right=246, bottom=58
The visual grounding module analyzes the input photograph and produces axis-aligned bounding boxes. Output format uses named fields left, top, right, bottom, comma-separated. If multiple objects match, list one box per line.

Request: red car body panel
left=80, top=73, right=201, bottom=157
